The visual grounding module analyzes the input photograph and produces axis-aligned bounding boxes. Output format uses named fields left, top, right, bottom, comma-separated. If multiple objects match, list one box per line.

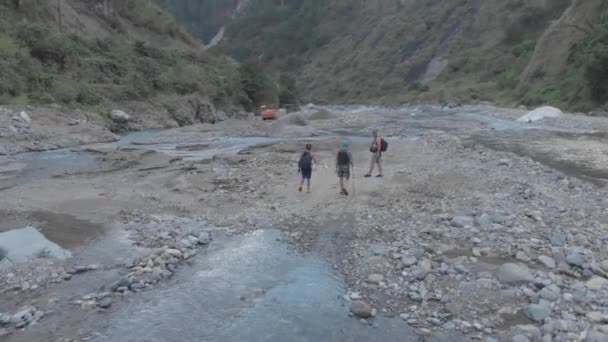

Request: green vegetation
left=155, top=0, right=238, bottom=43
left=516, top=16, right=608, bottom=111
left=0, top=0, right=299, bottom=111
left=225, top=0, right=328, bottom=70
left=578, top=16, right=608, bottom=103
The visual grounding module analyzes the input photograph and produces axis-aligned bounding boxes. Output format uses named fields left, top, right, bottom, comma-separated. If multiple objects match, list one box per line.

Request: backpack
left=380, top=138, right=388, bottom=152
left=337, top=150, right=350, bottom=166
left=298, top=151, right=312, bottom=169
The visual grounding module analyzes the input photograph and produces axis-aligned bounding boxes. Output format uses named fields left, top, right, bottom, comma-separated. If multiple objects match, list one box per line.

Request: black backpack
left=337, top=150, right=350, bottom=166
left=380, top=138, right=388, bottom=152
left=298, top=151, right=312, bottom=169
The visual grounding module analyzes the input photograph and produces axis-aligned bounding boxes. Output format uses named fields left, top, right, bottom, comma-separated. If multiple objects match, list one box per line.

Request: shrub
left=513, top=40, right=536, bottom=58
left=497, top=72, right=518, bottom=90
left=52, top=79, right=79, bottom=104
left=76, top=85, right=102, bottom=105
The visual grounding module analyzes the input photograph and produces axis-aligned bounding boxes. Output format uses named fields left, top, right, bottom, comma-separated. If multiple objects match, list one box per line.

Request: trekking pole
left=352, top=167, right=356, bottom=198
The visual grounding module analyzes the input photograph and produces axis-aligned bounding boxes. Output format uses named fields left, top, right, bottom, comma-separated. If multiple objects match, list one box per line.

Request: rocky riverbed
left=0, top=104, right=607, bottom=341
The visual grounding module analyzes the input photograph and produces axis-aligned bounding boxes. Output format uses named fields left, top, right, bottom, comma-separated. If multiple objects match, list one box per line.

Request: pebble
left=401, top=256, right=418, bottom=267
left=550, top=233, right=567, bottom=247
left=367, top=274, right=384, bottom=284
left=538, top=255, right=556, bottom=269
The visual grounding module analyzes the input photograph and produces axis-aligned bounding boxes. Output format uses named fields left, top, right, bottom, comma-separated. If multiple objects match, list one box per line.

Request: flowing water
left=96, top=230, right=422, bottom=342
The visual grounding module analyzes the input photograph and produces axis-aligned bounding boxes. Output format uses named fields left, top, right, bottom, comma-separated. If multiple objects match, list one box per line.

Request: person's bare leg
left=366, top=155, right=375, bottom=176
left=299, top=177, right=304, bottom=191
left=306, top=179, right=311, bottom=193
left=339, top=177, right=344, bottom=193
left=378, top=159, right=383, bottom=176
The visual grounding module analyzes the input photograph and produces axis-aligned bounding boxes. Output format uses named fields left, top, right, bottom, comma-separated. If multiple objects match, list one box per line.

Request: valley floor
left=1, top=104, right=608, bottom=341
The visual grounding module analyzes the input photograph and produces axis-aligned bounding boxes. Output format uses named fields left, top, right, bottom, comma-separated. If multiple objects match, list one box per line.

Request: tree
left=278, top=73, right=298, bottom=106
left=57, top=0, right=62, bottom=32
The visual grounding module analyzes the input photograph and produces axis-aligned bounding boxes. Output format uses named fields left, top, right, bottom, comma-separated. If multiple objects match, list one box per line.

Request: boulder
left=566, top=252, right=586, bottom=267
left=526, top=303, right=550, bottom=322
left=586, top=276, right=608, bottom=290
left=350, top=300, right=373, bottom=318
left=19, top=111, right=31, bottom=123
left=517, top=106, right=562, bottom=123
left=496, top=263, right=534, bottom=284
left=110, top=110, right=131, bottom=123
left=538, top=255, right=556, bottom=269
left=451, top=216, right=475, bottom=228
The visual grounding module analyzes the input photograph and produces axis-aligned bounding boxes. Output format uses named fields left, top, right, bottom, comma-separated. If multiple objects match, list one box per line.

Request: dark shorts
left=301, top=168, right=312, bottom=180
left=338, top=169, right=350, bottom=179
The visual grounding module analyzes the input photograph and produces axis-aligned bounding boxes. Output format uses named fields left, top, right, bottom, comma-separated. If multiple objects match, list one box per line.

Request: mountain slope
left=164, top=0, right=608, bottom=111
left=0, top=0, right=243, bottom=114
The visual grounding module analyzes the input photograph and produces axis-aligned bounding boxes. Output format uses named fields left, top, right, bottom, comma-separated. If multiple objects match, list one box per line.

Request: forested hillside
left=160, top=0, right=608, bottom=111
left=0, top=0, right=246, bottom=112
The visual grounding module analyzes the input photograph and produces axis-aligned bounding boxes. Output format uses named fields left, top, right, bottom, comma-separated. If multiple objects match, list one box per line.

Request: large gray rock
left=517, top=106, right=562, bottom=123
left=526, top=303, right=550, bottom=322
left=497, top=263, right=534, bottom=284
left=600, top=260, right=608, bottom=272
left=538, top=284, right=560, bottom=302
left=198, top=231, right=211, bottom=244
left=586, top=276, right=608, bottom=290
left=549, top=233, right=567, bottom=247
left=350, top=301, right=373, bottom=318
left=110, top=110, right=131, bottom=122
left=451, top=216, right=475, bottom=228
left=0, top=313, right=10, bottom=324
left=369, top=244, right=390, bottom=256
left=476, top=213, right=493, bottom=229
left=566, top=252, right=586, bottom=267
left=586, top=331, right=608, bottom=342
left=401, top=255, right=418, bottom=267
left=367, top=274, right=384, bottom=284
left=538, top=255, right=556, bottom=269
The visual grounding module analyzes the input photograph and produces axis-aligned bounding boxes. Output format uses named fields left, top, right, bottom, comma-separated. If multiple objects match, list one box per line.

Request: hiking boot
left=364, top=174, right=372, bottom=178
left=299, top=186, right=302, bottom=192
left=376, top=174, right=383, bottom=178
left=343, top=189, right=349, bottom=196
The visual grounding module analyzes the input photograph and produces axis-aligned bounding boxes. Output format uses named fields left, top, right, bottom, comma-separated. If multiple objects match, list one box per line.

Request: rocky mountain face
left=164, top=0, right=608, bottom=111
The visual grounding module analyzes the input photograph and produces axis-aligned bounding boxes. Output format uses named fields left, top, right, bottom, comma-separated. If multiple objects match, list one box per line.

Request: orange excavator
left=260, top=105, right=278, bottom=120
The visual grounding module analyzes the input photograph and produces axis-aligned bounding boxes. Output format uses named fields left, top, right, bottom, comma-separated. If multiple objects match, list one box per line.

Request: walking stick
left=351, top=167, right=356, bottom=198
